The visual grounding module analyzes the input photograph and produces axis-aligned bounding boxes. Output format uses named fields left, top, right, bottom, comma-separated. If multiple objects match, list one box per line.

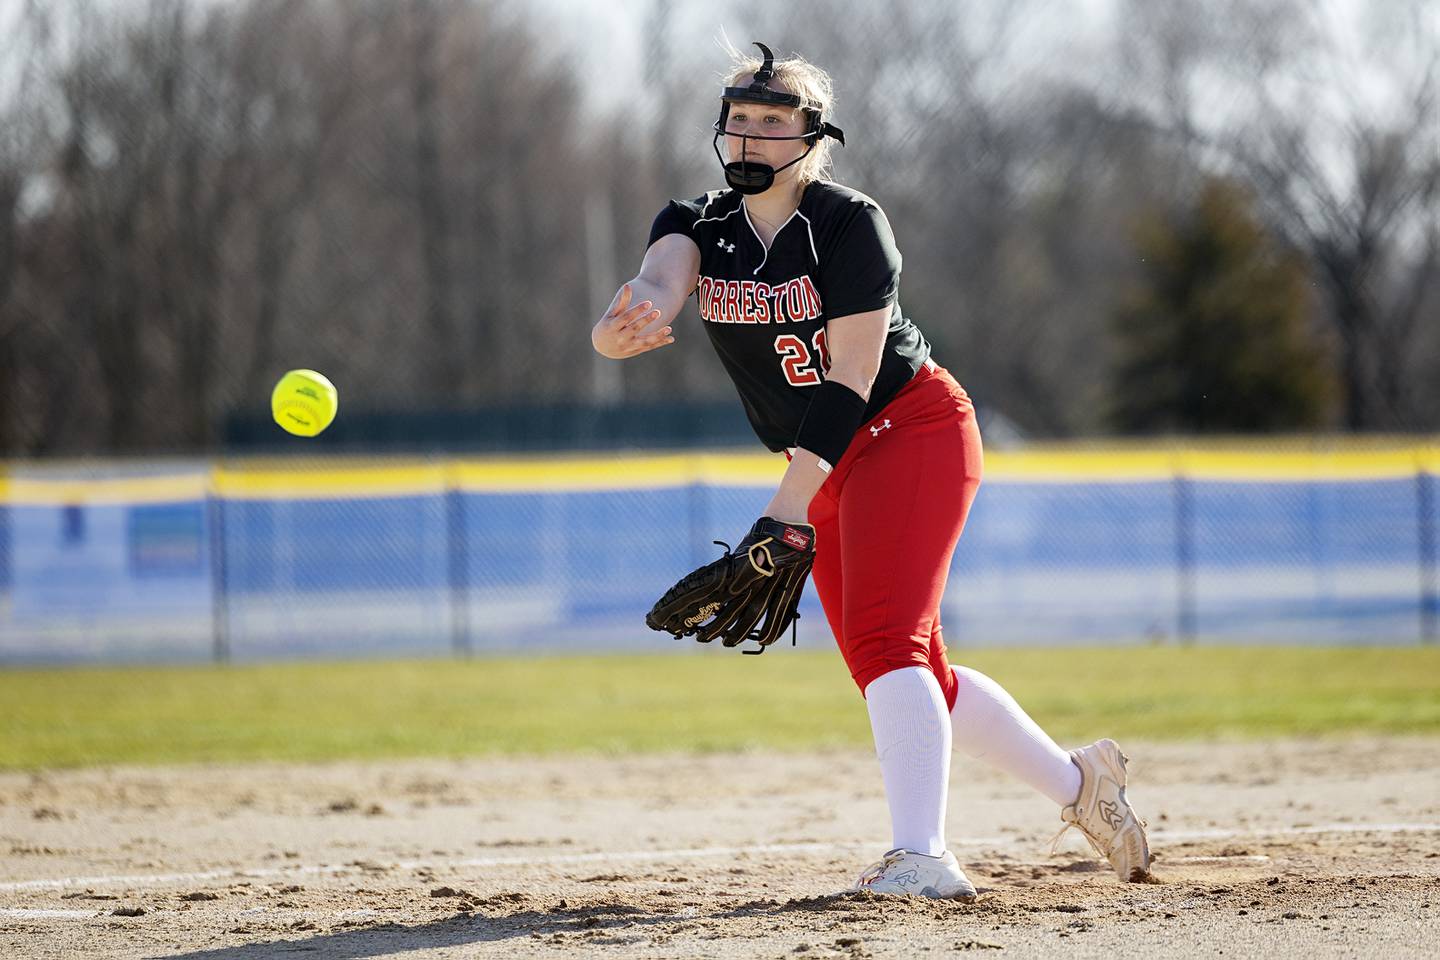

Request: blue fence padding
left=1184, top=480, right=1422, bottom=641
left=1425, top=473, right=1440, bottom=636
left=223, top=496, right=449, bottom=593
left=0, top=503, right=9, bottom=592
left=2, top=472, right=1437, bottom=663
left=1192, top=479, right=1420, bottom=567
left=957, top=481, right=1178, bottom=569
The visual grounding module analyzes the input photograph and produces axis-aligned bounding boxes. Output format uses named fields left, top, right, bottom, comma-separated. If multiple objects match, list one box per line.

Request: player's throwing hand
left=592, top=283, right=675, bottom=359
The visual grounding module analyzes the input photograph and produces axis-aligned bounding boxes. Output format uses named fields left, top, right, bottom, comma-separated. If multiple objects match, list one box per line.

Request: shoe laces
left=1049, top=820, right=1107, bottom=861
left=857, top=849, right=908, bottom=885
left=1049, top=813, right=1149, bottom=863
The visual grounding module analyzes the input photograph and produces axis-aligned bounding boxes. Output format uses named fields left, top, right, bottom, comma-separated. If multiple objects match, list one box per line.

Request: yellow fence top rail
left=1, top=439, right=1438, bottom=503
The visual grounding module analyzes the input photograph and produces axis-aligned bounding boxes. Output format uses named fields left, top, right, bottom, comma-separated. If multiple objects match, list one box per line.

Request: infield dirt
left=2, top=738, right=1437, bottom=958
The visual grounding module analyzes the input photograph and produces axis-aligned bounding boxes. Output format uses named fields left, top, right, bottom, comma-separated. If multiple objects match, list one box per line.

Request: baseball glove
left=646, top=516, right=817, bottom=655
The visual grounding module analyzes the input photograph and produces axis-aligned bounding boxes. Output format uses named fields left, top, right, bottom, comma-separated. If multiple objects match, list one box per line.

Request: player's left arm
left=761, top=307, right=889, bottom=523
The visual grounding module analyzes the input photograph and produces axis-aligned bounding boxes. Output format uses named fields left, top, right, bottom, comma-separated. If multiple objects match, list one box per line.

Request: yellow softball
left=271, top=369, right=338, bottom=437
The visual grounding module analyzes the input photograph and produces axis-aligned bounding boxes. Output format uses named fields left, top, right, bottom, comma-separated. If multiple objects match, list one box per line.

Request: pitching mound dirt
left=2, top=738, right=1437, bottom=958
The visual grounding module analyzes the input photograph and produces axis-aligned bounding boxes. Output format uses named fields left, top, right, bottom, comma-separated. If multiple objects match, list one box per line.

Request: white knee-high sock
left=864, top=666, right=952, bottom=857
left=949, top=664, right=1082, bottom=806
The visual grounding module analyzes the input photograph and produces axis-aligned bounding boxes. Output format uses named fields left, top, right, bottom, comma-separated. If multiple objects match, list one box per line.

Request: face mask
left=711, top=129, right=816, bottom=196
left=712, top=42, right=845, bottom=196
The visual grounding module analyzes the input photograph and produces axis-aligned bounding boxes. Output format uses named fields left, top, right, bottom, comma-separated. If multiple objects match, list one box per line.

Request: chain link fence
left=2, top=446, right=1436, bottom=664
left=2, top=2, right=1437, bottom=663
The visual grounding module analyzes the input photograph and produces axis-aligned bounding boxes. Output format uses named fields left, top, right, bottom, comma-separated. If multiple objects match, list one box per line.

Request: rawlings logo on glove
left=683, top=602, right=722, bottom=629
left=645, top=517, right=817, bottom=655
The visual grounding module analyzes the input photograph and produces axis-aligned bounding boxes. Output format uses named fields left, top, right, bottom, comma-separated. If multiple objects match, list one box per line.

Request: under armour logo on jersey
left=717, top=238, right=736, bottom=254
left=869, top=419, right=892, bottom=437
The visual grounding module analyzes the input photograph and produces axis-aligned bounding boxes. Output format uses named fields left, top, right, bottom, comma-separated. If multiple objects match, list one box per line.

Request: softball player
left=592, top=42, right=1151, bottom=897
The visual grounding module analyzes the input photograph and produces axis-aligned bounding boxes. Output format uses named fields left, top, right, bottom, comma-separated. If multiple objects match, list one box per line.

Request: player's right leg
left=853, top=847, right=976, bottom=900
left=813, top=486, right=967, bottom=896
left=822, top=370, right=981, bottom=898
left=805, top=483, right=845, bottom=644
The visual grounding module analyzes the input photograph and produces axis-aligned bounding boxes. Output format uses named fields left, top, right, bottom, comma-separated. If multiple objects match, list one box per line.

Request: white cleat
left=1053, top=738, right=1152, bottom=882
left=853, top=848, right=977, bottom=900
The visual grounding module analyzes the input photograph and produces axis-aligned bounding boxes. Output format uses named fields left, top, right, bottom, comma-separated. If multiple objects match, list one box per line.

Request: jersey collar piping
left=743, top=202, right=804, bottom=277
left=693, top=202, right=744, bottom=228
left=793, top=209, right=820, bottom=264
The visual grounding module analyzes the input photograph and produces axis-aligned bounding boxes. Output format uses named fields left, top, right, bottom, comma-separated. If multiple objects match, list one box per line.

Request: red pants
left=806, top=362, right=983, bottom=712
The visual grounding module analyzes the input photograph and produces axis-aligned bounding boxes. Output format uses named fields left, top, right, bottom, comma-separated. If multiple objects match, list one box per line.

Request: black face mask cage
left=711, top=41, right=845, bottom=195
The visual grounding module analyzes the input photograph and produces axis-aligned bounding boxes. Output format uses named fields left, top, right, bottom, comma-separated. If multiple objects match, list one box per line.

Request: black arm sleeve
left=818, top=203, right=903, bottom=318
left=794, top=379, right=869, bottom=470
left=647, top=201, right=700, bottom=248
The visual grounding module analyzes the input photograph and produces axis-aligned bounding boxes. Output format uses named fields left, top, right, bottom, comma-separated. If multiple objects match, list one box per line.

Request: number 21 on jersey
left=775, top=329, right=831, bottom=387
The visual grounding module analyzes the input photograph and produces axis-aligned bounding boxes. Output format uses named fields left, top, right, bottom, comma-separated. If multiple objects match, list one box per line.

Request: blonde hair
left=720, top=40, right=837, bottom=185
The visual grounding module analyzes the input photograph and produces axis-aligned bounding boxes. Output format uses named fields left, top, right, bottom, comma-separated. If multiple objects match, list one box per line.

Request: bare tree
left=46, top=0, right=178, bottom=451
left=440, top=1, right=594, bottom=403
left=1, top=0, right=607, bottom=453
left=0, top=2, right=49, bottom=452
left=1118, top=0, right=1440, bottom=430
left=233, top=1, right=366, bottom=405
left=9, top=0, right=1427, bottom=455
left=408, top=0, right=463, bottom=401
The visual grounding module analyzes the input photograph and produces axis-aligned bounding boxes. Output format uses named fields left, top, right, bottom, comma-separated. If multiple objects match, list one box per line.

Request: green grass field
left=2, top=647, right=1438, bottom=770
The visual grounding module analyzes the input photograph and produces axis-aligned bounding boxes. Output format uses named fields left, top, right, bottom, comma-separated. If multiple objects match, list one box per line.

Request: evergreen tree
left=1109, top=178, right=1337, bottom=433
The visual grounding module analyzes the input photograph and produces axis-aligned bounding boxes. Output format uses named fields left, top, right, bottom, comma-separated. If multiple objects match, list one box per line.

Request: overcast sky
left=3, top=0, right=1432, bottom=165
left=520, top=0, right=1433, bottom=136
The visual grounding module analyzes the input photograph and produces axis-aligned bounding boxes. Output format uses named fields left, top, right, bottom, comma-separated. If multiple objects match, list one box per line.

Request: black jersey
left=648, top=181, right=931, bottom=453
